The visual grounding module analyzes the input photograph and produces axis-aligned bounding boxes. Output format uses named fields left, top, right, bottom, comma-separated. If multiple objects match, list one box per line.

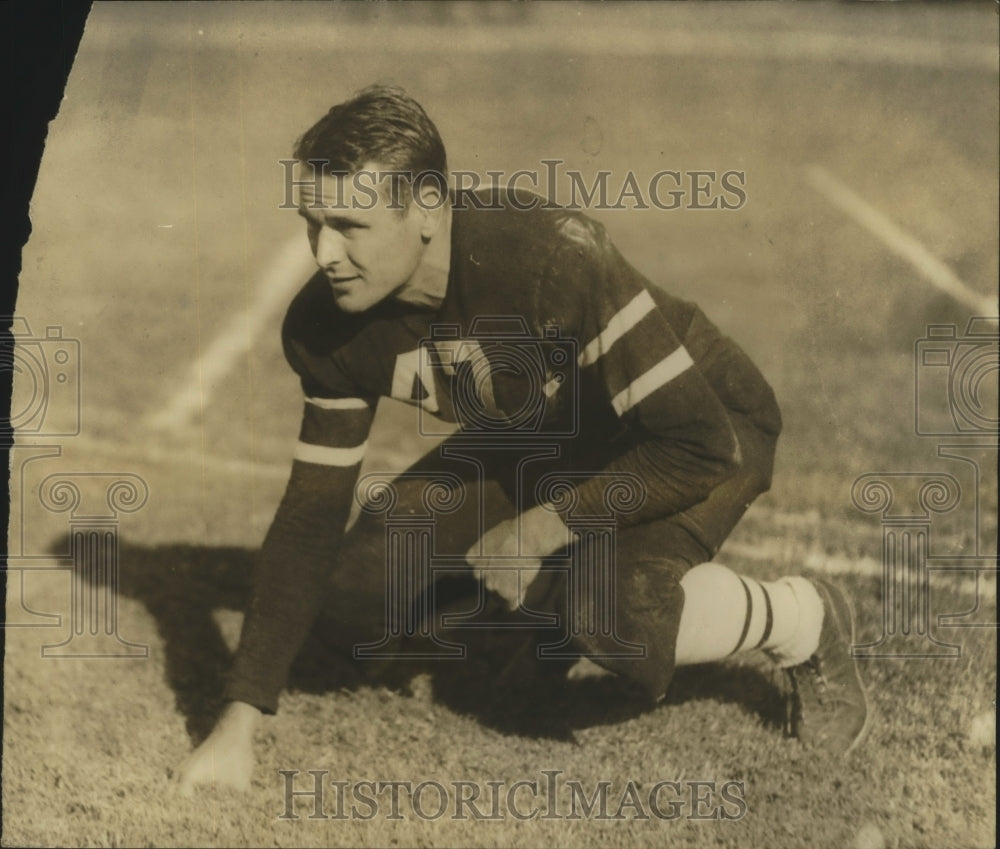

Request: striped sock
left=675, top=565, right=823, bottom=667
left=763, top=576, right=824, bottom=667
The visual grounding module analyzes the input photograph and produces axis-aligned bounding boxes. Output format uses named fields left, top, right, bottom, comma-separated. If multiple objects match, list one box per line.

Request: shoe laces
left=801, top=653, right=864, bottom=711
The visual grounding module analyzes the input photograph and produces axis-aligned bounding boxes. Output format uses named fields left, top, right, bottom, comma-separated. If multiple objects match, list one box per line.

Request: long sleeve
left=225, top=393, right=375, bottom=713
left=550, top=216, right=740, bottom=526
left=224, top=280, right=378, bottom=713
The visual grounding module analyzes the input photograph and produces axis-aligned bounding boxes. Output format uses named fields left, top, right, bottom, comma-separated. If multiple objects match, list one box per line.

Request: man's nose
left=314, top=226, right=347, bottom=268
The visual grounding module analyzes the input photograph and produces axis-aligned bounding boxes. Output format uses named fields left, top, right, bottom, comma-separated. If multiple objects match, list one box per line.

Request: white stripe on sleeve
left=611, top=346, right=694, bottom=416
left=305, top=396, right=371, bottom=410
left=578, top=289, right=656, bottom=368
left=293, top=440, right=368, bottom=467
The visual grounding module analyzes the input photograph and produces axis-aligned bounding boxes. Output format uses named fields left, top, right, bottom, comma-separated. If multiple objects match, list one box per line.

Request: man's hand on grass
left=467, top=503, right=569, bottom=609
left=176, top=701, right=261, bottom=796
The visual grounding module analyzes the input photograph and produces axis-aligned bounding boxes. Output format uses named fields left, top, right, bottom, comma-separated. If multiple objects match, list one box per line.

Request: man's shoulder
left=445, top=189, right=608, bottom=332
left=450, top=186, right=616, bottom=302
left=453, top=186, right=609, bottom=253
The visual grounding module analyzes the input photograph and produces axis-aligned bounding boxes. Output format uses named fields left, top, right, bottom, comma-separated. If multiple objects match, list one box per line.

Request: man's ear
left=416, top=182, right=447, bottom=240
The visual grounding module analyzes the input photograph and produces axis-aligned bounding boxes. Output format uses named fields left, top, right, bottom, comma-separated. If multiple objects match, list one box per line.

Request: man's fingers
left=176, top=754, right=207, bottom=797
left=176, top=758, right=252, bottom=796
left=485, top=573, right=520, bottom=609
left=176, top=763, right=198, bottom=797
left=482, top=561, right=543, bottom=609
left=176, top=748, right=221, bottom=797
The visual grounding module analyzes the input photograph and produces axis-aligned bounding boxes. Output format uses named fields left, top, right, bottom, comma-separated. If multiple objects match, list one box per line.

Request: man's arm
left=177, top=392, right=375, bottom=792
left=471, top=214, right=740, bottom=603
left=226, top=394, right=374, bottom=713
left=562, top=226, right=739, bottom=525
left=569, top=301, right=739, bottom=525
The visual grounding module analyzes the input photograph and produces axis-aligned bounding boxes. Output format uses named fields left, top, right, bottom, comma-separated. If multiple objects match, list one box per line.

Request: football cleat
left=784, top=579, right=870, bottom=756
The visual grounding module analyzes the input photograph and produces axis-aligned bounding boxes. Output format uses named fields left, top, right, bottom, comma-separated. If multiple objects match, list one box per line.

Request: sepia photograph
left=3, top=2, right=997, bottom=847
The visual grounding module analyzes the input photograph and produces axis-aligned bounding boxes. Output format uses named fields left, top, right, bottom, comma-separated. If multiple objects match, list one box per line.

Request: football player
left=178, top=86, right=868, bottom=794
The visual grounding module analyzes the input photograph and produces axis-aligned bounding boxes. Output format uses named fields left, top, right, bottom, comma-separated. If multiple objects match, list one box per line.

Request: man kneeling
left=178, top=86, right=868, bottom=794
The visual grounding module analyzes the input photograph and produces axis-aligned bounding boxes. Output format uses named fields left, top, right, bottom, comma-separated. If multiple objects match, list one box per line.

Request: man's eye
left=306, top=219, right=364, bottom=236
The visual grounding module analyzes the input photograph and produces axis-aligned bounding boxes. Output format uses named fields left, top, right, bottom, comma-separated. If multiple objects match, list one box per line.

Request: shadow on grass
left=69, top=536, right=787, bottom=745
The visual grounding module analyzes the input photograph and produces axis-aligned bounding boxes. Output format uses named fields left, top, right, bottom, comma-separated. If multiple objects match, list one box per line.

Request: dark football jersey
left=226, top=187, right=781, bottom=713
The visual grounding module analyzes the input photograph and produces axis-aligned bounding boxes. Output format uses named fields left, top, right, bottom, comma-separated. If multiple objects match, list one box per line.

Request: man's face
left=297, top=165, right=427, bottom=313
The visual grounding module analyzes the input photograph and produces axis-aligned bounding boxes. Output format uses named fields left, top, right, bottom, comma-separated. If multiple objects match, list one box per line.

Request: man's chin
left=332, top=291, right=380, bottom=313
left=332, top=294, right=365, bottom=313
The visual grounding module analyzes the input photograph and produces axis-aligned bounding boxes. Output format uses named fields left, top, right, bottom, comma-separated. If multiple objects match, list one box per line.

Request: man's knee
left=562, top=555, right=687, bottom=701
left=730, top=413, right=779, bottom=497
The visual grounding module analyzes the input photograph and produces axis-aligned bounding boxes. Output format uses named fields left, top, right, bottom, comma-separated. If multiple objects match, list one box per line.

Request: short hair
left=293, top=85, right=448, bottom=207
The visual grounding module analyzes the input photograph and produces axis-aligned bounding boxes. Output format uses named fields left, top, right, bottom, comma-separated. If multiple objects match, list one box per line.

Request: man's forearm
left=570, top=428, right=739, bottom=527
left=227, top=462, right=360, bottom=713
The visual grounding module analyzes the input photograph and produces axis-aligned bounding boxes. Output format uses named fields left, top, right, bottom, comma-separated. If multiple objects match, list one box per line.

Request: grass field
left=5, top=3, right=998, bottom=848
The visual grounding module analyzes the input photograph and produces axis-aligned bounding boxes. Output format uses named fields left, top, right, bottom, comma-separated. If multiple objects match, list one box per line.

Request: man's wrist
left=522, top=502, right=571, bottom=555
left=221, top=701, right=262, bottom=731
